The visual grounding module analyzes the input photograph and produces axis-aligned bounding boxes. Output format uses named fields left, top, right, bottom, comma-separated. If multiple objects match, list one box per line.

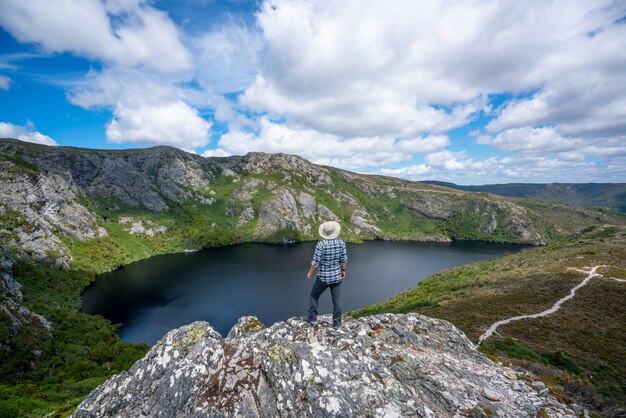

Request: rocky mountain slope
left=73, top=314, right=581, bottom=418
left=0, top=138, right=620, bottom=272
left=422, top=181, right=626, bottom=213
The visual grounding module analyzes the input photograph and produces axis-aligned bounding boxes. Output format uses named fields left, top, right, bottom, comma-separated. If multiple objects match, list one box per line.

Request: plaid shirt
left=311, top=238, right=348, bottom=284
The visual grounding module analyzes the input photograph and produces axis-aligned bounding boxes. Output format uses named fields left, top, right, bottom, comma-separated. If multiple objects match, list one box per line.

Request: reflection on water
left=81, top=240, right=527, bottom=344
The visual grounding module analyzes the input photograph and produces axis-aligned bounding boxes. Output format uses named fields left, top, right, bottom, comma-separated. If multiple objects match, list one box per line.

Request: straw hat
left=319, top=221, right=341, bottom=240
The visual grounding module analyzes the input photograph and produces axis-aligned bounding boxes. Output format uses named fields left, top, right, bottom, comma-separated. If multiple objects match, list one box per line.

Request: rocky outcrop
left=0, top=162, right=100, bottom=267
left=256, top=188, right=309, bottom=238
left=73, top=313, right=579, bottom=418
left=118, top=217, right=167, bottom=236
left=401, top=192, right=464, bottom=220
left=242, top=152, right=333, bottom=188
left=0, top=248, right=52, bottom=368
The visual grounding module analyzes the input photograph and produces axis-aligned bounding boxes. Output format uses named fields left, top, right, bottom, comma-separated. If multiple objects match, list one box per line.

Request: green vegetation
left=69, top=194, right=244, bottom=273
left=0, top=206, right=35, bottom=241
left=0, top=261, right=149, bottom=417
left=1, top=139, right=625, bottom=415
left=0, top=152, right=38, bottom=178
left=351, top=227, right=626, bottom=412
left=424, top=181, right=626, bottom=213
left=482, top=338, right=581, bottom=374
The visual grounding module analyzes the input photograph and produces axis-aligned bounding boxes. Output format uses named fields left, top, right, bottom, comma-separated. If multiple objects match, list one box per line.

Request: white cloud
left=202, top=148, right=232, bottom=158
left=208, top=118, right=449, bottom=169
left=477, top=126, right=626, bottom=162
left=192, top=23, right=262, bottom=94
left=425, top=150, right=469, bottom=170
left=0, top=75, right=12, bottom=90
left=485, top=7, right=626, bottom=141
left=380, top=164, right=431, bottom=177
left=0, top=122, right=57, bottom=146
left=0, top=0, right=190, bottom=72
left=378, top=153, right=625, bottom=185
left=106, top=101, right=211, bottom=149
left=239, top=0, right=626, bottom=141
left=478, top=127, right=582, bottom=153
left=68, top=68, right=174, bottom=109
left=68, top=68, right=212, bottom=149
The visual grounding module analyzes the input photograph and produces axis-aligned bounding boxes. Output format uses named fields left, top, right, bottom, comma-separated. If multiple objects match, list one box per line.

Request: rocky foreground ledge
left=73, top=314, right=580, bottom=417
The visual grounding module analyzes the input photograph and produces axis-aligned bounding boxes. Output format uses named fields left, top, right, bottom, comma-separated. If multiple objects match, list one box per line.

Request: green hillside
left=422, top=181, right=626, bottom=213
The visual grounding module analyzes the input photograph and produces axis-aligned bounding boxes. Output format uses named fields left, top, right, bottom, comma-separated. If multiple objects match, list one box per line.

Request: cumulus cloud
left=208, top=118, right=449, bottom=169
left=70, top=68, right=212, bottom=149
left=201, top=148, right=232, bottom=158
left=0, top=121, right=57, bottom=146
left=380, top=164, right=431, bottom=177
left=477, top=127, right=582, bottom=153
left=192, top=23, right=263, bottom=94
left=377, top=153, right=625, bottom=185
left=0, top=75, right=12, bottom=90
left=486, top=17, right=626, bottom=139
left=240, top=1, right=625, bottom=139
left=106, top=101, right=211, bottom=149
left=0, top=0, right=190, bottom=72
left=477, top=126, right=626, bottom=161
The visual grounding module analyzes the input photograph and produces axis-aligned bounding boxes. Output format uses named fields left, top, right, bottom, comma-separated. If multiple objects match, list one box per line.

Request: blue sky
left=0, top=0, right=625, bottom=184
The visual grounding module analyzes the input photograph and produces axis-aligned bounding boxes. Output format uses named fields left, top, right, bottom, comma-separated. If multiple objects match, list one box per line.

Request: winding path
left=477, top=265, right=608, bottom=345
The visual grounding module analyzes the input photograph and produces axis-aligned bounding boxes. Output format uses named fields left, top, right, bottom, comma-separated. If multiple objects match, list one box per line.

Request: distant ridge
left=421, top=181, right=626, bottom=213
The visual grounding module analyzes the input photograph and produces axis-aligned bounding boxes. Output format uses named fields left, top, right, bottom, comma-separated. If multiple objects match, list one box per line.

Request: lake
left=81, top=240, right=527, bottom=344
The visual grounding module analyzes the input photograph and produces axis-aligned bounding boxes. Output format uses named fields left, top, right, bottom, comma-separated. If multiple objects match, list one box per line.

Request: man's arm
left=308, top=242, right=321, bottom=279
left=340, top=261, right=347, bottom=279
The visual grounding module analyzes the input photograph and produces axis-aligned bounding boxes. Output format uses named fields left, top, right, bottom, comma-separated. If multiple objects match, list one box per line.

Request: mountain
left=421, top=181, right=626, bottom=212
left=72, top=314, right=580, bottom=418
left=0, top=137, right=624, bottom=416
left=1, top=137, right=621, bottom=273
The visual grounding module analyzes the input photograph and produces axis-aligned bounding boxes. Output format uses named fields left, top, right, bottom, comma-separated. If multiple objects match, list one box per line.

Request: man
left=306, top=221, right=348, bottom=329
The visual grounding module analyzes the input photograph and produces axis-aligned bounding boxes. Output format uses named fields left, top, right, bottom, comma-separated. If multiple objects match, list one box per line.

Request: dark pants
left=308, top=278, right=342, bottom=327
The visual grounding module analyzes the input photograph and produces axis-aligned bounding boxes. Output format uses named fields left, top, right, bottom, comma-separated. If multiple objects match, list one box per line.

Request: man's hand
left=341, top=270, right=346, bottom=279
left=307, top=271, right=313, bottom=280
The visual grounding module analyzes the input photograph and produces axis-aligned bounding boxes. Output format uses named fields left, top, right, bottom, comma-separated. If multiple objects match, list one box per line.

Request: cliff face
left=73, top=314, right=579, bottom=418
left=1, top=138, right=619, bottom=271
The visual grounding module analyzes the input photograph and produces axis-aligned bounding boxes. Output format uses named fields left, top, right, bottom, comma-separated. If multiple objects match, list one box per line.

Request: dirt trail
left=477, top=265, right=607, bottom=345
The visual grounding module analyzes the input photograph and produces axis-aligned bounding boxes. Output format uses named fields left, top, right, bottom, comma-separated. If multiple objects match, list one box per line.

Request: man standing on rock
left=306, top=221, right=348, bottom=329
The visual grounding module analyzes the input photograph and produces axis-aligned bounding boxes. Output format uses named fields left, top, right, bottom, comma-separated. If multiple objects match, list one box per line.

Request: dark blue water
left=81, top=241, right=527, bottom=344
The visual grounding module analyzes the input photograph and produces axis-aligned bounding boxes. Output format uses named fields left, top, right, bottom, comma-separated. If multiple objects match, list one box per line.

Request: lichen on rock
left=73, top=313, right=580, bottom=418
